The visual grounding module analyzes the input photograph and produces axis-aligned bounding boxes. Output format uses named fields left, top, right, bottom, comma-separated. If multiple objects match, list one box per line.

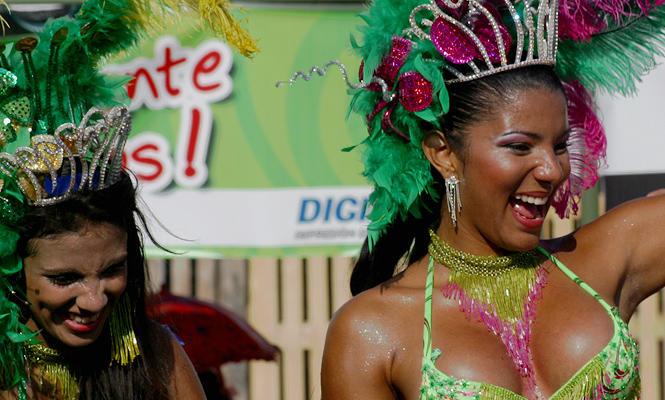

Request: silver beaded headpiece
left=406, top=0, right=558, bottom=83
left=0, top=105, right=131, bottom=206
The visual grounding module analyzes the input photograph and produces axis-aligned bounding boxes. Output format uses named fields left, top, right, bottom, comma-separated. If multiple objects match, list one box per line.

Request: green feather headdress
left=282, top=0, right=665, bottom=248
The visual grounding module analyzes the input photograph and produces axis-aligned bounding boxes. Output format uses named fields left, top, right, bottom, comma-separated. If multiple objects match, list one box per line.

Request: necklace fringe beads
left=428, top=228, right=547, bottom=396
left=428, top=229, right=543, bottom=322
left=25, top=344, right=79, bottom=400
left=109, top=294, right=140, bottom=366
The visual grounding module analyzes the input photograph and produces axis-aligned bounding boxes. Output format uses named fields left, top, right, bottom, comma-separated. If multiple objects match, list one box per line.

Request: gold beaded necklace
left=25, top=344, right=79, bottom=400
left=427, top=228, right=543, bottom=322
left=427, top=228, right=547, bottom=394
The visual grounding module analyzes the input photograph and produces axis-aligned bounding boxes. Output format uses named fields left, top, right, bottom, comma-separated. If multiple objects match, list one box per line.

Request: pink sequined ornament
left=381, top=102, right=411, bottom=141
left=476, top=2, right=503, bottom=27
left=431, top=17, right=476, bottom=64
left=475, top=25, right=513, bottom=63
left=398, top=72, right=433, bottom=112
left=379, top=38, right=411, bottom=81
left=365, top=37, right=412, bottom=91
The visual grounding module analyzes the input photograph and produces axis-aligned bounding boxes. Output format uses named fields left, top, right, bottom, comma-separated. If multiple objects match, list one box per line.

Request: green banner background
left=111, top=8, right=375, bottom=258
left=124, top=8, right=368, bottom=189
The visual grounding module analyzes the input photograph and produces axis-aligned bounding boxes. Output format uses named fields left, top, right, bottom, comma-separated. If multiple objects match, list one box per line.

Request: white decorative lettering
left=107, top=36, right=233, bottom=191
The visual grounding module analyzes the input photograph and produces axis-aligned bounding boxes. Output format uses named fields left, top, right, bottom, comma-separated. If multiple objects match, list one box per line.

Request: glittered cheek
left=472, top=146, right=516, bottom=173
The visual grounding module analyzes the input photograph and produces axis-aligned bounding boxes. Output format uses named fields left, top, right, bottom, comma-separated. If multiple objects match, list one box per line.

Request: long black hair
left=16, top=170, right=174, bottom=400
left=350, top=65, right=565, bottom=296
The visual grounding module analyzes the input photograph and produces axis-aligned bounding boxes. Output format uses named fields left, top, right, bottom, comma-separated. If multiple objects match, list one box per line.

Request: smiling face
left=23, top=222, right=128, bottom=348
left=440, top=86, right=570, bottom=255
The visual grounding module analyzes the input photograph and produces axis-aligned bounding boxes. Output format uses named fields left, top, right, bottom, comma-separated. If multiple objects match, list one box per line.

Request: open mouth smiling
left=510, top=194, right=549, bottom=229
left=62, top=311, right=105, bottom=334
left=68, top=313, right=100, bottom=325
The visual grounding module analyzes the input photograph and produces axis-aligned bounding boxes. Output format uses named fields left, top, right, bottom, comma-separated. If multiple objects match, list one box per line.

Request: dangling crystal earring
left=445, top=174, right=461, bottom=228
left=109, top=293, right=140, bottom=366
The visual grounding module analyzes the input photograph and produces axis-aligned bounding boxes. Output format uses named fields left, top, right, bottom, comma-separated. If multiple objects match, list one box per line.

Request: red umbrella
left=147, top=286, right=280, bottom=372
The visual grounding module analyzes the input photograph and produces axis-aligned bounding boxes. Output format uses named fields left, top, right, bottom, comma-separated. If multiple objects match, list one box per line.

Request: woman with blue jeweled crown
left=0, top=1, right=257, bottom=399
left=290, top=0, right=665, bottom=397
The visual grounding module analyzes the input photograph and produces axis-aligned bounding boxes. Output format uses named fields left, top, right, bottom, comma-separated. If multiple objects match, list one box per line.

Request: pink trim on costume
left=441, top=267, right=547, bottom=397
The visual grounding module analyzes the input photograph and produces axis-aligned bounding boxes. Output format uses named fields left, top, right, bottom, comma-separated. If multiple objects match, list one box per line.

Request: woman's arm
left=321, top=292, right=400, bottom=399
left=572, top=193, right=665, bottom=316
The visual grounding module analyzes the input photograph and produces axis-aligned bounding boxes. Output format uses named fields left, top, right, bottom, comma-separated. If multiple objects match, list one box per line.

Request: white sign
left=140, top=186, right=372, bottom=250
left=596, top=57, right=665, bottom=176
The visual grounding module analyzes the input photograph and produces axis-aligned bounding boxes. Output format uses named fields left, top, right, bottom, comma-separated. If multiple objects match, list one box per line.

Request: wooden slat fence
left=247, top=257, right=351, bottom=400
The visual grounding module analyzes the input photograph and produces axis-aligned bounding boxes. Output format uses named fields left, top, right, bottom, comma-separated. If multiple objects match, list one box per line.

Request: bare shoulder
left=328, top=260, right=429, bottom=349
left=326, top=280, right=418, bottom=349
left=542, top=196, right=643, bottom=273
left=149, top=321, right=207, bottom=400
left=569, top=194, right=665, bottom=260
left=540, top=227, right=623, bottom=301
left=321, top=261, right=428, bottom=399
left=579, top=194, right=665, bottom=309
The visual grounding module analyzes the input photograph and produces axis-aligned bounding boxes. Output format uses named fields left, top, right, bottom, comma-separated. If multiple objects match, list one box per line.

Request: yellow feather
left=128, top=0, right=259, bottom=58
left=0, top=1, right=9, bottom=34
left=195, top=0, right=260, bottom=58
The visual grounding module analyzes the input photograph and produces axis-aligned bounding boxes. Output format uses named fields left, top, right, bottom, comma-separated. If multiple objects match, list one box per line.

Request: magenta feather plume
left=558, top=0, right=654, bottom=41
left=558, top=0, right=606, bottom=40
left=594, top=0, right=652, bottom=21
left=552, top=80, right=606, bottom=218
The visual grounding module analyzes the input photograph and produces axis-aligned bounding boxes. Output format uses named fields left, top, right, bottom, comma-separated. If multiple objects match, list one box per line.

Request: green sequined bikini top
left=420, top=247, right=641, bottom=400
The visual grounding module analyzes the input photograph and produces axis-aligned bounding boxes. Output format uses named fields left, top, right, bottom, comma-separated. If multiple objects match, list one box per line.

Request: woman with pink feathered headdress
left=302, top=0, right=665, bottom=397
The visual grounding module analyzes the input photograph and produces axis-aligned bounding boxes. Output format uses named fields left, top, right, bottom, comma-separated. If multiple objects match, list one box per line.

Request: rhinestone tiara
left=406, top=0, right=558, bottom=83
left=278, top=0, right=559, bottom=104
left=0, top=18, right=136, bottom=211
left=0, top=106, right=131, bottom=207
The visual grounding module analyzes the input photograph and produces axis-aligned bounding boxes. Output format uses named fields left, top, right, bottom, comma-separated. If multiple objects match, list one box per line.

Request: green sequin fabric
left=419, top=249, right=641, bottom=399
